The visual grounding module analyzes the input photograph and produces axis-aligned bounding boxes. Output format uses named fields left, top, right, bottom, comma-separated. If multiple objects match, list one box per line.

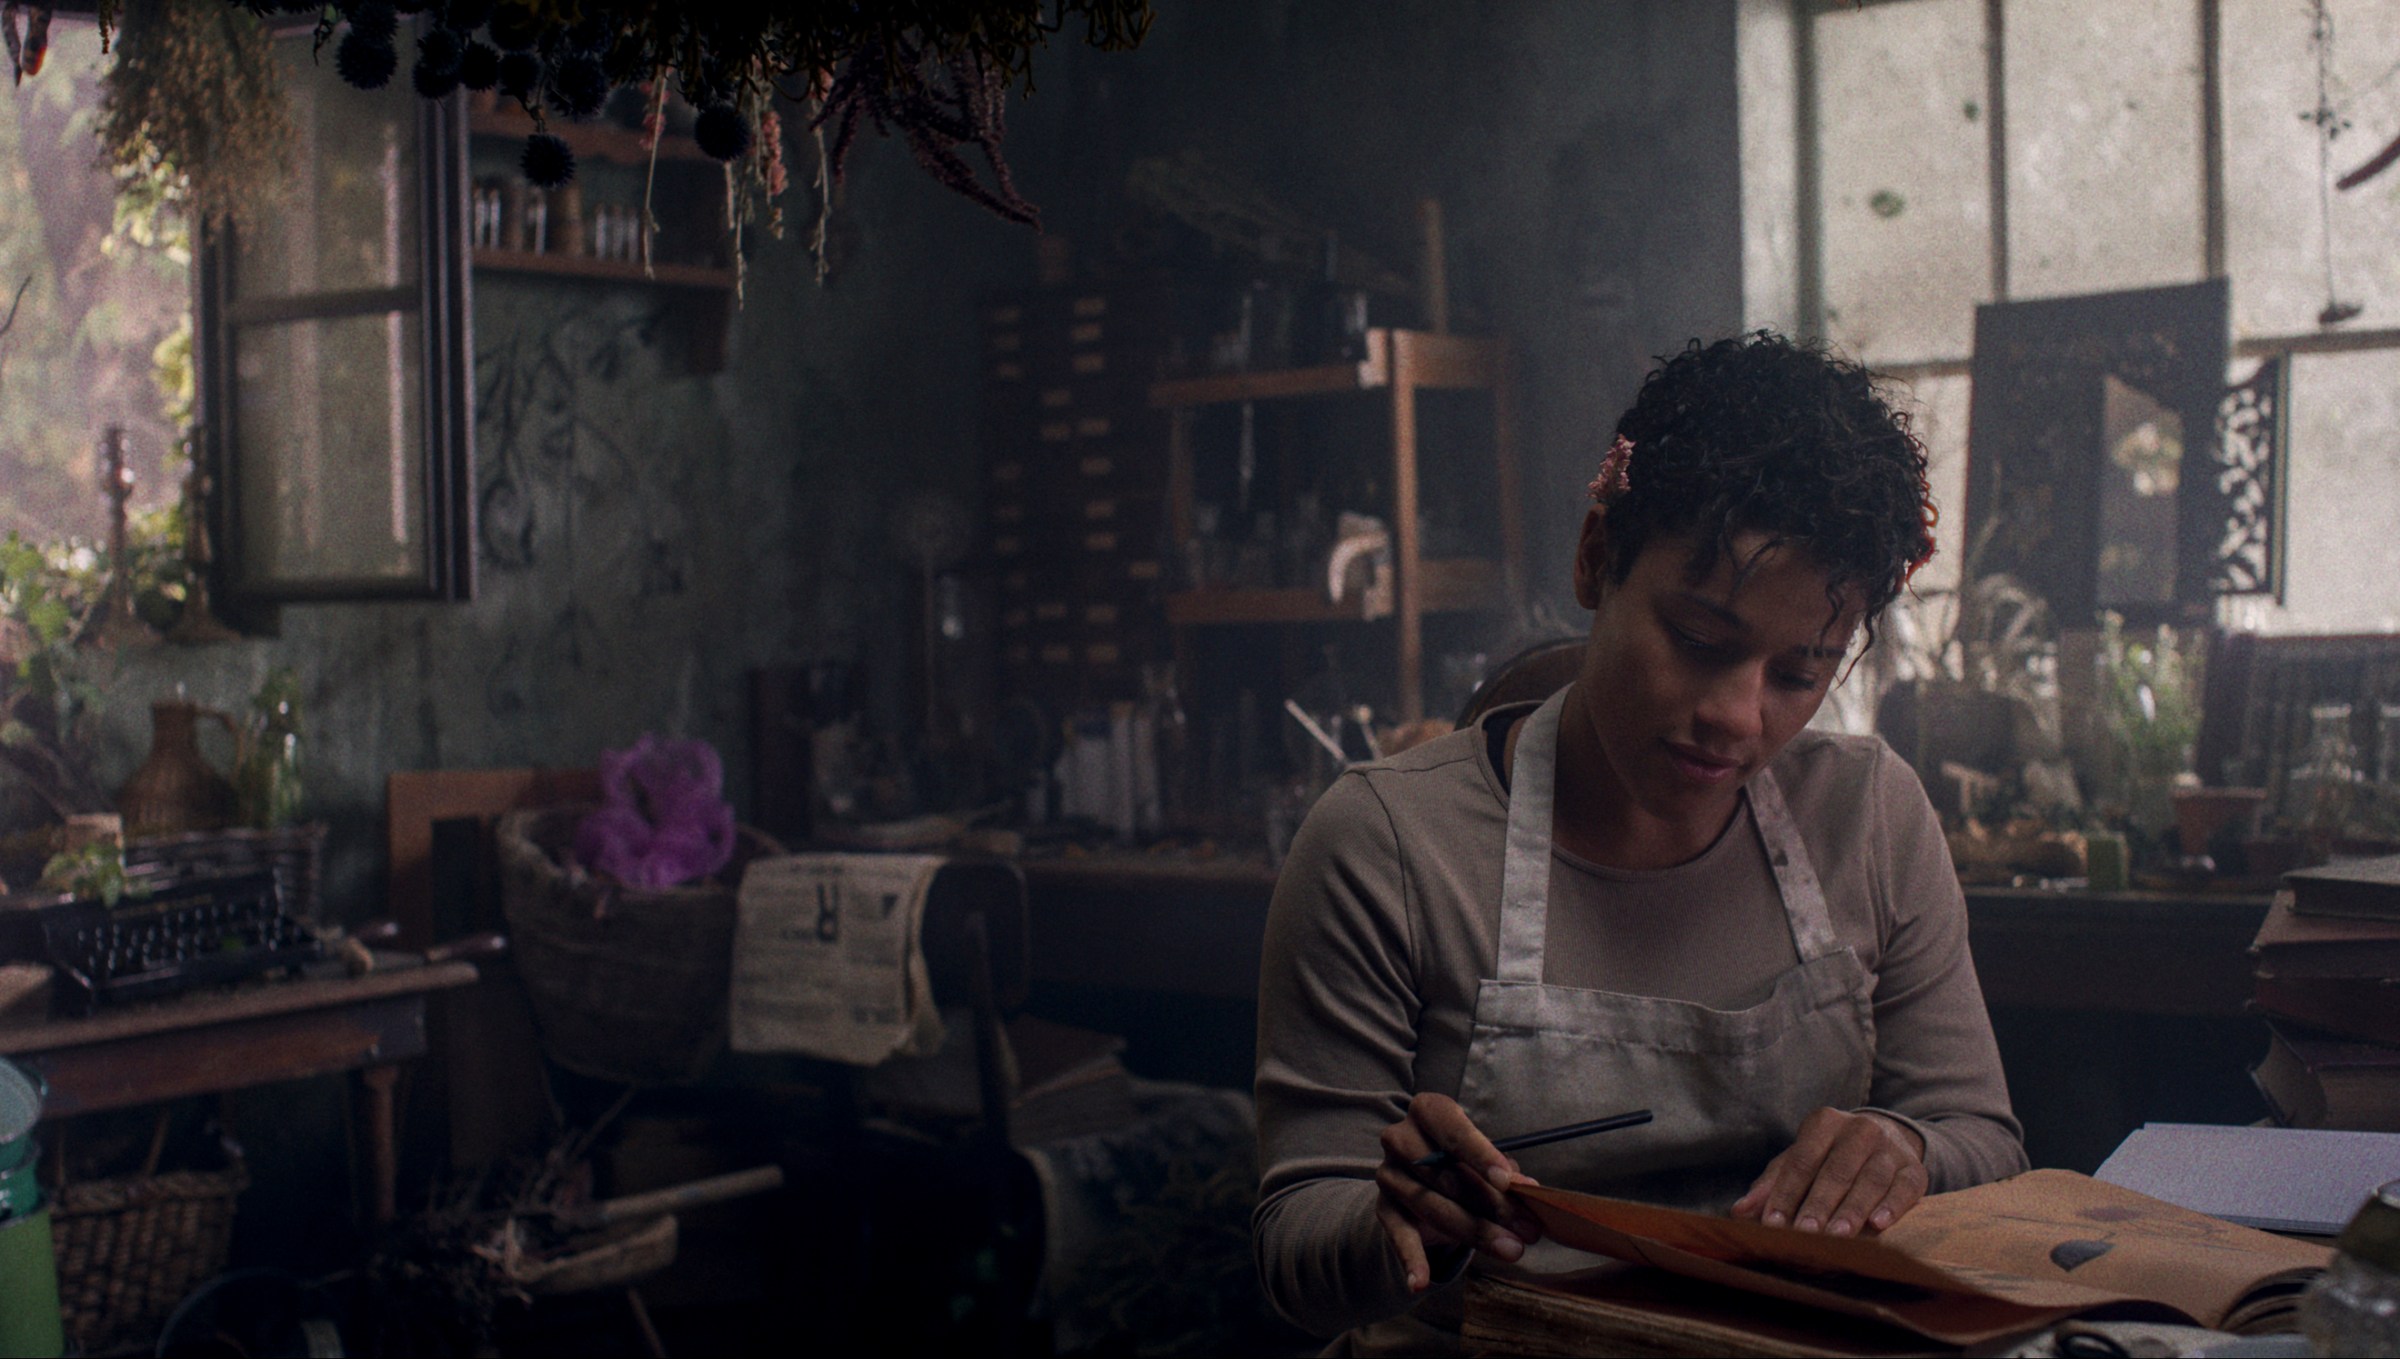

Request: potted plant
left=2092, top=610, right=2204, bottom=858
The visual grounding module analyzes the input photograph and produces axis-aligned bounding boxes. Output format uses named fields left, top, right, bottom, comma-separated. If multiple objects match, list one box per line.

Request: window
left=1745, top=0, right=2400, bottom=637
left=199, top=19, right=474, bottom=607
left=0, top=17, right=189, bottom=551
left=1, top=13, right=473, bottom=621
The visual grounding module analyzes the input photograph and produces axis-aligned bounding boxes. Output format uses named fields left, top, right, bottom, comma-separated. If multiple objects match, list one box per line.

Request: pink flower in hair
left=1588, top=434, right=1636, bottom=505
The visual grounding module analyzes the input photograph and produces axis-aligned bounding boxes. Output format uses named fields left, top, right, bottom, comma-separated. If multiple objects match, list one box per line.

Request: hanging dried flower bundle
left=94, top=0, right=294, bottom=230
left=96, top=0, right=1151, bottom=263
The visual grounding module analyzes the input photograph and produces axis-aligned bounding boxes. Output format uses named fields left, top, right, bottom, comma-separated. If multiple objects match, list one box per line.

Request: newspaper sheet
left=729, top=853, right=946, bottom=1064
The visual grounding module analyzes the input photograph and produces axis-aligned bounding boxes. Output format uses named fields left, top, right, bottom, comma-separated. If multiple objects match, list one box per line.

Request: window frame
left=195, top=61, right=475, bottom=611
left=1769, top=0, right=2400, bottom=630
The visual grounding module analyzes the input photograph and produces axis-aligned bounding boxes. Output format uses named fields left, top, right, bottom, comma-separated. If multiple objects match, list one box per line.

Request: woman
left=1252, top=333, right=2027, bottom=1352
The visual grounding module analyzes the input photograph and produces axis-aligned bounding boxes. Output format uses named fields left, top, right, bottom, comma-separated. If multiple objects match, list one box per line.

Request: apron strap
left=1493, top=689, right=1569, bottom=984
left=1495, top=692, right=1844, bottom=977
left=1746, top=767, right=1844, bottom=962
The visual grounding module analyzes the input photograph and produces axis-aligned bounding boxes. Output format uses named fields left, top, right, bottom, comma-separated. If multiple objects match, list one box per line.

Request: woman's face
left=1570, top=510, right=1863, bottom=834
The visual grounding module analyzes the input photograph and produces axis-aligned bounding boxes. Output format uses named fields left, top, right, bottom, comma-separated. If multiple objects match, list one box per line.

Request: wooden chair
left=1458, top=637, right=1585, bottom=728
left=384, top=767, right=601, bottom=1180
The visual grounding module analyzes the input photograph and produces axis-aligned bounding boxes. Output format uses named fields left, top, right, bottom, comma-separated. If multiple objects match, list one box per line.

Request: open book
left=1498, top=1169, right=2328, bottom=1349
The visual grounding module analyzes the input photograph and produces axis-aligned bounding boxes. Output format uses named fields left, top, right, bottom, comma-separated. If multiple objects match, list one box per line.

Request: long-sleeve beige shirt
left=1252, top=706, right=2027, bottom=1340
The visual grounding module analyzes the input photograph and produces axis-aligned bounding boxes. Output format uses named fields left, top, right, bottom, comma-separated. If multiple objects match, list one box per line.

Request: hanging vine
left=92, top=0, right=1150, bottom=254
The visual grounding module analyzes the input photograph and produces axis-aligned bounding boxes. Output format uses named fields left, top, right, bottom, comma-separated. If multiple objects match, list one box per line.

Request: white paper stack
left=2096, top=1121, right=2400, bottom=1235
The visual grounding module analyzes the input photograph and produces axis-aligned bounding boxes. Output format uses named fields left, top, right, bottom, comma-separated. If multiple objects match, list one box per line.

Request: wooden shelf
left=1165, top=558, right=1505, bottom=625
left=467, top=104, right=715, bottom=168
left=1148, top=329, right=1505, bottom=408
left=471, top=247, right=734, bottom=291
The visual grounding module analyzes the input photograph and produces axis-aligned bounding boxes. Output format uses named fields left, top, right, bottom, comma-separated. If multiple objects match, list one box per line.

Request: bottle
left=236, top=667, right=304, bottom=830
left=1144, top=665, right=1190, bottom=831
left=1307, top=230, right=1369, bottom=364
left=2302, top=1180, right=2400, bottom=1355
left=118, top=695, right=238, bottom=835
left=2290, top=702, right=2362, bottom=850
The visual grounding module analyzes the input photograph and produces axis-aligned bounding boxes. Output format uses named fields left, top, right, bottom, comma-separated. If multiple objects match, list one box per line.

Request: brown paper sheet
left=1515, top=1168, right=2328, bottom=1348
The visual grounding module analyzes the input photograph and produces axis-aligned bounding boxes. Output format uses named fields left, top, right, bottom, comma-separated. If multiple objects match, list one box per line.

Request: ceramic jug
left=116, top=698, right=239, bottom=836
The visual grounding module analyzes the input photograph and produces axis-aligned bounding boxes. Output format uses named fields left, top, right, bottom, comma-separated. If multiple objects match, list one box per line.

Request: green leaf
left=25, top=595, right=69, bottom=645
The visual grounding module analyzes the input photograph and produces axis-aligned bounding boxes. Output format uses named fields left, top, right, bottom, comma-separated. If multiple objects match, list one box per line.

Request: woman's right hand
left=1374, top=1093, right=1547, bottom=1292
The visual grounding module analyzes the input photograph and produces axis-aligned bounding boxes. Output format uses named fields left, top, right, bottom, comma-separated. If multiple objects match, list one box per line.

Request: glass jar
left=2301, top=1180, right=2400, bottom=1356
left=2288, top=701, right=2362, bottom=837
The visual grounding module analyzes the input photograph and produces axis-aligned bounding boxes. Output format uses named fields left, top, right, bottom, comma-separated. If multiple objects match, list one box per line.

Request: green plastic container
left=0, top=1058, right=38, bottom=1173
left=0, top=1149, right=37, bottom=1219
left=0, top=1201, right=64, bottom=1357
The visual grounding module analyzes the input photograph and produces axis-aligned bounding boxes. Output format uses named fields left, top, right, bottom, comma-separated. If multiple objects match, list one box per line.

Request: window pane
left=231, top=310, right=425, bottom=585
left=1813, top=371, right=1973, bottom=736
left=2004, top=0, right=2206, bottom=298
left=2219, top=349, right=2400, bottom=635
left=2222, top=0, right=2400, bottom=337
left=0, top=18, right=187, bottom=542
left=230, top=28, right=422, bottom=299
left=1893, top=371, right=1974, bottom=595
left=1815, top=0, right=1991, bottom=364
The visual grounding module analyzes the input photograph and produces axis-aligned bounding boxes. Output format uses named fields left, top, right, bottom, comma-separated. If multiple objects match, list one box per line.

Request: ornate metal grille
left=2213, top=354, right=2287, bottom=599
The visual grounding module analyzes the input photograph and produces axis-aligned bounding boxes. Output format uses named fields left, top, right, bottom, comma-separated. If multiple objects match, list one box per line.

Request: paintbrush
left=1412, top=1108, right=1654, bottom=1172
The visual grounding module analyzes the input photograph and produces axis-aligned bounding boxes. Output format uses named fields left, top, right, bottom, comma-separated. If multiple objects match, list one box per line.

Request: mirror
left=2096, top=373, right=2183, bottom=611
left=1963, top=279, right=2232, bottom=627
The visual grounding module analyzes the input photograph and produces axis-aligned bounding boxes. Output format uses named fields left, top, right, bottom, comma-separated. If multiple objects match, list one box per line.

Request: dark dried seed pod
left=693, top=103, right=750, bottom=161
left=521, top=132, right=574, bottom=188
left=417, top=27, right=461, bottom=70
left=458, top=40, right=501, bottom=91
left=346, top=1, right=397, bottom=41
left=600, top=39, right=649, bottom=87
left=546, top=52, right=609, bottom=121
left=335, top=31, right=398, bottom=90
left=566, top=17, right=608, bottom=53
left=496, top=49, right=542, bottom=100
left=488, top=3, right=542, bottom=52
left=442, top=0, right=495, bottom=30
left=412, top=54, right=461, bottom=99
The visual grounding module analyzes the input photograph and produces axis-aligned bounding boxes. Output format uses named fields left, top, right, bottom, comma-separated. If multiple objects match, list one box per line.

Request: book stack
left=2250, top=854, right=2400, bottom=1131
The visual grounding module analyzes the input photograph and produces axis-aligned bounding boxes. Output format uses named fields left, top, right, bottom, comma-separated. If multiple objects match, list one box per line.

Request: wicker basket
left=124, top=823, right=328, bottom=921
left=51, top=1155, right=249, bottom=1354
left=497, top=807, right=780, bottom=1086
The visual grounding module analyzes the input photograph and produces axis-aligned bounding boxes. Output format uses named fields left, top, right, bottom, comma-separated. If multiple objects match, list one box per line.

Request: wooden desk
left=0, top=964, right=479, bottom=1224
left=1964, top=886, right=2271, bottom=1017
left=1020, top=857, right=2278, bottom=1165
left=1461, top=1272, right=1929, bottom=1357
left=1023, top=854, right=1278, bottom=1002
left=1021, top=853, right=2272, bottom=1017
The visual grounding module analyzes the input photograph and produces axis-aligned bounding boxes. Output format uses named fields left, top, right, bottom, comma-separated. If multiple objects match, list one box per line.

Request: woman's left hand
left=1729, top=1107, right=1928, bottom=1236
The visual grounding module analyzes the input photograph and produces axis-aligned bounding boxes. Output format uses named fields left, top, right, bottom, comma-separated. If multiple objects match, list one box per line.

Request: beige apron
left=1338, top=688, right=1877, bottom=1356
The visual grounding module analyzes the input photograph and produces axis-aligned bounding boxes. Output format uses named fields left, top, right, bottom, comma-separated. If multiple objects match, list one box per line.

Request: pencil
left=1410, top=1108, right=1654, bottom=1171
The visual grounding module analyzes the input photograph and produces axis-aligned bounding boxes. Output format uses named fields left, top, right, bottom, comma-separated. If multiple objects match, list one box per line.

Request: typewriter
left=0, top=870, right=323, bottom=1016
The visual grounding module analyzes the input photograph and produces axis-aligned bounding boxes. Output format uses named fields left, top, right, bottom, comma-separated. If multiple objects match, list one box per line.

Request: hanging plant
left=94, top=0, right=294, bottom=230
left=100, top=0, right=1150, bottom=266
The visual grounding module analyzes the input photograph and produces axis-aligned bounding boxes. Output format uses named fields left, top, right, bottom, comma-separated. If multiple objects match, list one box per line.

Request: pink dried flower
left=759, top=108, right=787, bottom=200
left=1588, top=433, right=1635, bottom=505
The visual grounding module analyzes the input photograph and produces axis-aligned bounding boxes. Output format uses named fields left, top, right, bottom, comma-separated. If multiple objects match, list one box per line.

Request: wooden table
left=1023, top=853, right=1279, bottom=1002
left=1022, top=852, right=2273, bottom=1015
left=0, top=963, right=479, bottom=1224
left=1019, top=855, right=2280, bottom=1165
left=1962, top=885, right=2271, bottom=1017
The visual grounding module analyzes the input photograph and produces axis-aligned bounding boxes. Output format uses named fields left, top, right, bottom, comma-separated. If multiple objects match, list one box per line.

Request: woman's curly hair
left=1595, top=332, right=1936, bottom=646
